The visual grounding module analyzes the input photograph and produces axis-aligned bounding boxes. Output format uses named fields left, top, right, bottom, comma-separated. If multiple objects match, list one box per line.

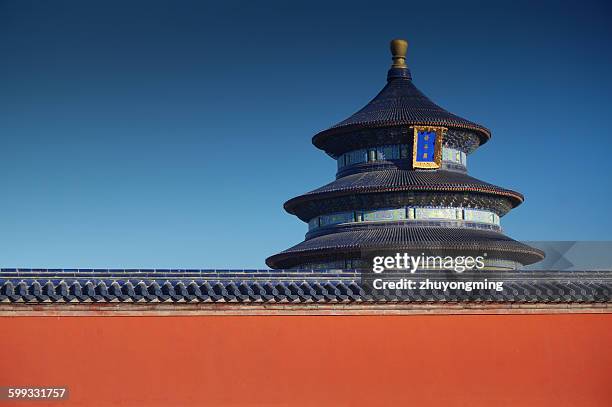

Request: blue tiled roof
left=1, top=269, right=610, bottom=303
left=312, top=75, right=491, bottom=151
left=267, top=226, right=545, bottom=269
left=284, top=170, right=524, bottom=216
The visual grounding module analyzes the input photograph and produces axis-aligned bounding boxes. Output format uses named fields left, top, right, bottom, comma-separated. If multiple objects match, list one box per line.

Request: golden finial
left=390, top=39, right=408, bottom=68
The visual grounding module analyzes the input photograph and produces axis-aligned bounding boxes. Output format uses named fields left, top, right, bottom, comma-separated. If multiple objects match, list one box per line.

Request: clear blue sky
left=1, top=0, right=611, bottom=268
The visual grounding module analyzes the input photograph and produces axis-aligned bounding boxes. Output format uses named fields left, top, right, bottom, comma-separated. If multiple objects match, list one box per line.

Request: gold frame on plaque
left=412, top=126, right=446, bottom=169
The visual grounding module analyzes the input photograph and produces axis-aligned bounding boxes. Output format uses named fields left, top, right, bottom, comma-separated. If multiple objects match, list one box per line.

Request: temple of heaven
left=266, top=39, right=544, bottom=271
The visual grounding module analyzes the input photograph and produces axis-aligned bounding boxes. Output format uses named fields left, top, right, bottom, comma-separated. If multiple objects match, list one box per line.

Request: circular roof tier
left=284, top=170, right=524, bottom=220
left=265, top=225, right=545, bottom=269
left=312, top=40, right=491, bottom=155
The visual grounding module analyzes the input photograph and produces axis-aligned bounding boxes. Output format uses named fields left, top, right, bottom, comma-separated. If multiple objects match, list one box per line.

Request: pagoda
left=266, top=39, right=544, bottom=270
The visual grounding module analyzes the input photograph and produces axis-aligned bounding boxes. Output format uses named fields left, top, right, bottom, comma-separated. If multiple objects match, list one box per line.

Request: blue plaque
left=412, top=126, right=444, bottom=168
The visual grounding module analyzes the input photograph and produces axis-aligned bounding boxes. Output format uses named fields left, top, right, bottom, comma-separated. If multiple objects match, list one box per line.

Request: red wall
left=1, top=314, right=611, bottom=406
